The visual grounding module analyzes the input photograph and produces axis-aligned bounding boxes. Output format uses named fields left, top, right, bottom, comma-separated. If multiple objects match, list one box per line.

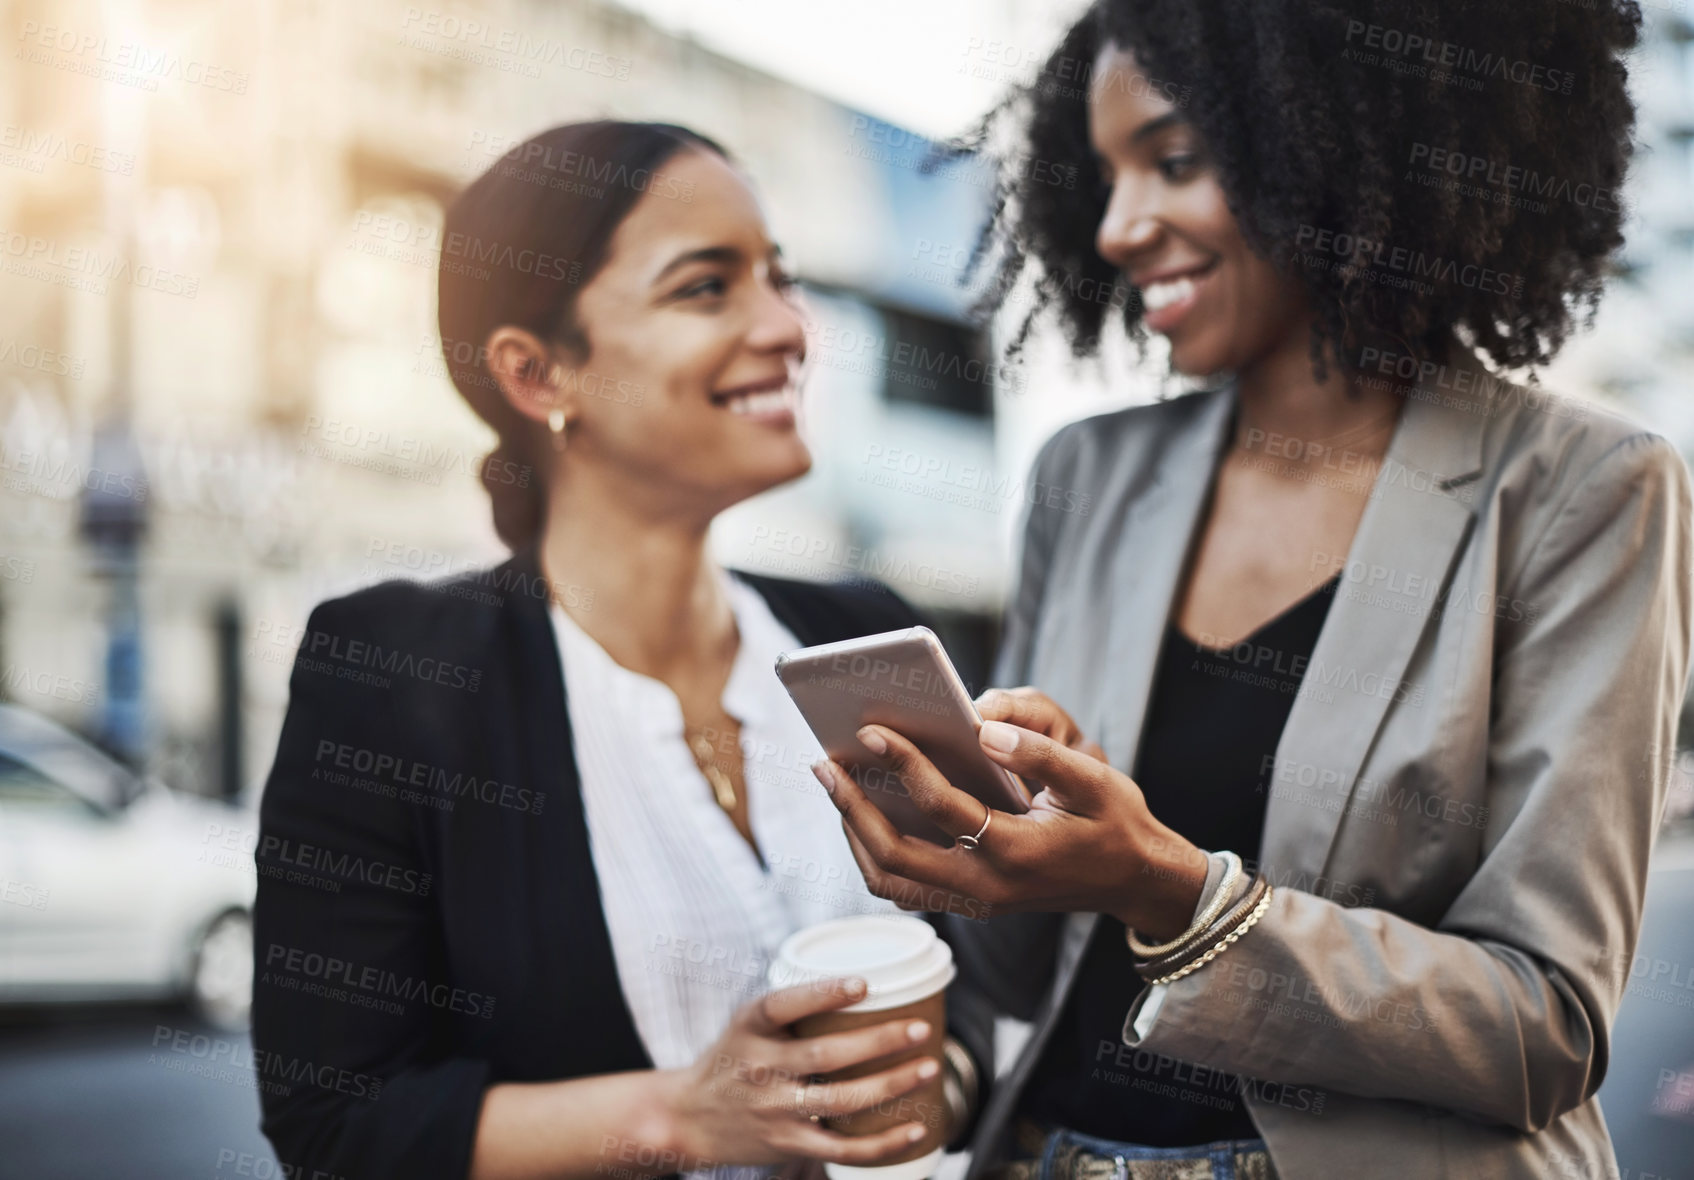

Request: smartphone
left=775, top=626, right=1031, bottom=847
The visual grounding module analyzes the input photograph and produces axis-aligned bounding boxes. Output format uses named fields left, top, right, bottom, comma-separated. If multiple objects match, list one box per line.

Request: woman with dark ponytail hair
left=437, top=121, right=712, bottom=551
left=252, top=122, right=996, bottom=1180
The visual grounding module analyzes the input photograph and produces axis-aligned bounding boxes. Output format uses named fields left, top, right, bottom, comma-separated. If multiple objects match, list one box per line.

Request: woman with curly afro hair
left=817, top=2, right=1694, bottom=1177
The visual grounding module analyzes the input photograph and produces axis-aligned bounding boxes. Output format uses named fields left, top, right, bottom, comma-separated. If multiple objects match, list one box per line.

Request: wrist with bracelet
left=938, top=1035, right=979, bottom=1147
left=1126, top=850, right=1243, bottom=957
left=1124, top=849, right=1271, bottom=986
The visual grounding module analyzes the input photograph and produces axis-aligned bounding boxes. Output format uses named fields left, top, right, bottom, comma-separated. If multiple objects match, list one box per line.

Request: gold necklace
left=685, top=724, right=738, bottom=812
left=547, top=562, right=742, bottom=815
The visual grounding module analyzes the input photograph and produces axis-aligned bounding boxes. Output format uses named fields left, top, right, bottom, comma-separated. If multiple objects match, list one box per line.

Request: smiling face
left=1088, top=43, right=1309, bottom=377
left=546, top=146, right=811, bottom=516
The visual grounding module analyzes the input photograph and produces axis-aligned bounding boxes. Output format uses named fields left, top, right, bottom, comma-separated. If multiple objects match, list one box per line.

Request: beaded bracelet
left=1149, top=884, right=1274, bottom=986
left=1125, top=850, right=1243, bottom=958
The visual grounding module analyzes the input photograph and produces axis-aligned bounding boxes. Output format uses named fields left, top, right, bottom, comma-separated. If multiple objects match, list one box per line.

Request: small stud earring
left=548, top=407, right=567, bottom=452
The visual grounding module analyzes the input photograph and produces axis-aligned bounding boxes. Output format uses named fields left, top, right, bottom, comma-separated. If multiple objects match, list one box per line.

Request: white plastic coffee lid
left=767, top=914, right=956, bottom=1012
left=824, top=1145, right=945, bottom=1180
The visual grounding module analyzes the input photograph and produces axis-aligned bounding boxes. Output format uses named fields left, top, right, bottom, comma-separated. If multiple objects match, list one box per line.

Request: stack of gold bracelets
left=1125, top=851, right=1273, bottom=985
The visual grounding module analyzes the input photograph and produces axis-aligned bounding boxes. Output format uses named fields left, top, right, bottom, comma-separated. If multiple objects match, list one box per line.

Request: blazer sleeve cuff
left=1122, top=848, right=1242, bottom=1044
left=1127, top=984, right=1169, bottom=1041
left=263, top=1055, right=493, bottom=1180
left=1119, top=882, right=1287, bottom=1063
left=387, top=1055, right=495, bottom=1179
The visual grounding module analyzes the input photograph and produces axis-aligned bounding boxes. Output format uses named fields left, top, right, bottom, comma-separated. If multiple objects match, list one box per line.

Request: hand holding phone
left=775, top=627, right=1031, bottom=847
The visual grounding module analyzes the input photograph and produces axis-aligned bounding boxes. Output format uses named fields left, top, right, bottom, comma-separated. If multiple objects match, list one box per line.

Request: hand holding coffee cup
left=661, top=966, right=942, bottom=1173
left=766, top=915, right=958, bottom=1180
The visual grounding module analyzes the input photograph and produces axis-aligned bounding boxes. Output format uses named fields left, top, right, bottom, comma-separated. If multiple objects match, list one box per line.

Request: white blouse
left=549, top=570, right=899, bottom=1175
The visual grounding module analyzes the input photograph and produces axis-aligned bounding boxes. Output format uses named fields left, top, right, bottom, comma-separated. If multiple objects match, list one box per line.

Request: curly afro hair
left=964, top=0, right=1643, bottom=378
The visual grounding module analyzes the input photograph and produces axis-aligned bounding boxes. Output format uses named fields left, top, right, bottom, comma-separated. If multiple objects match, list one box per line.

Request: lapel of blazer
left=1258, top=365, right=1485, bottom=879
left=1097, top=385, right=1238, bottom=774
left=495, top=541, right=656, bottom=1074
left=481, top=554, right=901, bottom=1078
left=1009, top=390, right=1237, bottom=1148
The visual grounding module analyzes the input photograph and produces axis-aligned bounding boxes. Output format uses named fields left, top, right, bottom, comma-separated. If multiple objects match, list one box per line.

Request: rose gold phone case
left=775, top=627, right=1032, bottom=847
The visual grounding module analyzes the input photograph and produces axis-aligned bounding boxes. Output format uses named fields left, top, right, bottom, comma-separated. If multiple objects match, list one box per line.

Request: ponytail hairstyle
left=437, top=120, right=730, bottom=549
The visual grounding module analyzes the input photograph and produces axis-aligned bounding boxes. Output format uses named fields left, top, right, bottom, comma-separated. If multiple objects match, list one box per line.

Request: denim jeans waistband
left=999, top=1118, right=1276, bottom=1180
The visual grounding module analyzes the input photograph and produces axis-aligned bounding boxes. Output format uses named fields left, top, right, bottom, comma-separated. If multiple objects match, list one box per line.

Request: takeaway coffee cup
left=766, top=914, right=957, bottom=1180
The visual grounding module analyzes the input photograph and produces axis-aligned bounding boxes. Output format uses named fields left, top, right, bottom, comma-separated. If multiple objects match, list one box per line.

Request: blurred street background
left=2, top=1, right=1693, bottom=1177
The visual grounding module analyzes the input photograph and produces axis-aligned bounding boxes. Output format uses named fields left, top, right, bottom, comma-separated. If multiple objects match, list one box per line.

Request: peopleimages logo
left=1, top=879, right=50, bottom=910
left=252, top=619, right=483, bottom=693
left=466, top=133, right=694, bottom=203
left=0, top=437, right=151, bottom=503
left=215, top=1147, right=349, bottom=1180
left=299, top=414, right=530, bottom=487
left=312, top=738, right=547, bottom=815
left=258, top=833, right=433, bottom=896
left=149, top=1025, right=381, bottom=1100
left=0, top=337, right=86, bottom=377
left=812, top=322, right=1021, bottom=392
left=0, top=124, right=135, bottom=174
left=1406, top=143, right=1620, bottom=213
left=1354, top=347, right=1589, bottom=423
left=16, top=21, right=251, bottom=93
left=858, top=443, right=1092, bottom=517
left=439, top=230, right=583, bottom=284
left=1259, top=754, right=1489, bottom=832
left=0, top=664, right=98, bottom=704
left=398, top=8, right=632, bottom=80
left=1294, top=224, right=1523, bottom=298
left=1342, top=21, right=1574, bottom=95
left=0, top=230, right=200, bottom=297
left=263, top=943, right=496, bottom=1019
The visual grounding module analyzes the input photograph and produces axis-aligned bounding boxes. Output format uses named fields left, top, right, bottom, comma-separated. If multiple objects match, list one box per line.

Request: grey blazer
left=949, top=355, right=1694, bottom=1179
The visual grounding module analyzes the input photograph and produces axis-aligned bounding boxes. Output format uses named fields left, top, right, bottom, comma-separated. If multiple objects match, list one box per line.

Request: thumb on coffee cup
left=752, top=975, right=868, bottom=1032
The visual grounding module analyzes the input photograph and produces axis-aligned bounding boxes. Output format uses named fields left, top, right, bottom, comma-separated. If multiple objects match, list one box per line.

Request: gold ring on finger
left=954, top=800, right=992, bottom=852
left=795, top=1084, right=820, bottom=1123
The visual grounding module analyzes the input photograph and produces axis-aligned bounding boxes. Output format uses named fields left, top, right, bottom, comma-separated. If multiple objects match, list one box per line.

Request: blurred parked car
left=0, top=706, right=254, bottom=1030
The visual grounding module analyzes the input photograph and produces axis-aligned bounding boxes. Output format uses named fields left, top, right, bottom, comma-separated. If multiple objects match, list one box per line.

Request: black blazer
left=252, top=543, right=998, bottom=1180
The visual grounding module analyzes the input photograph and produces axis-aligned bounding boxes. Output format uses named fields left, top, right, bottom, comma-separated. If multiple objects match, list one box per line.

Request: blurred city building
left=1544, top=5, right=1694, bottom=821
left=0, top=0, right=1106, bottom=800
left=1548, top=5, right=1694, bottom=447
left=0, top=0, right=1688, bottom=825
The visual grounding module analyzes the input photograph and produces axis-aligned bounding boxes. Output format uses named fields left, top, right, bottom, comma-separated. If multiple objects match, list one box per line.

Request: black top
left=250, top=546, right=999, bottom=1180
left=1017, top=574, right=1339, bottom=1145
